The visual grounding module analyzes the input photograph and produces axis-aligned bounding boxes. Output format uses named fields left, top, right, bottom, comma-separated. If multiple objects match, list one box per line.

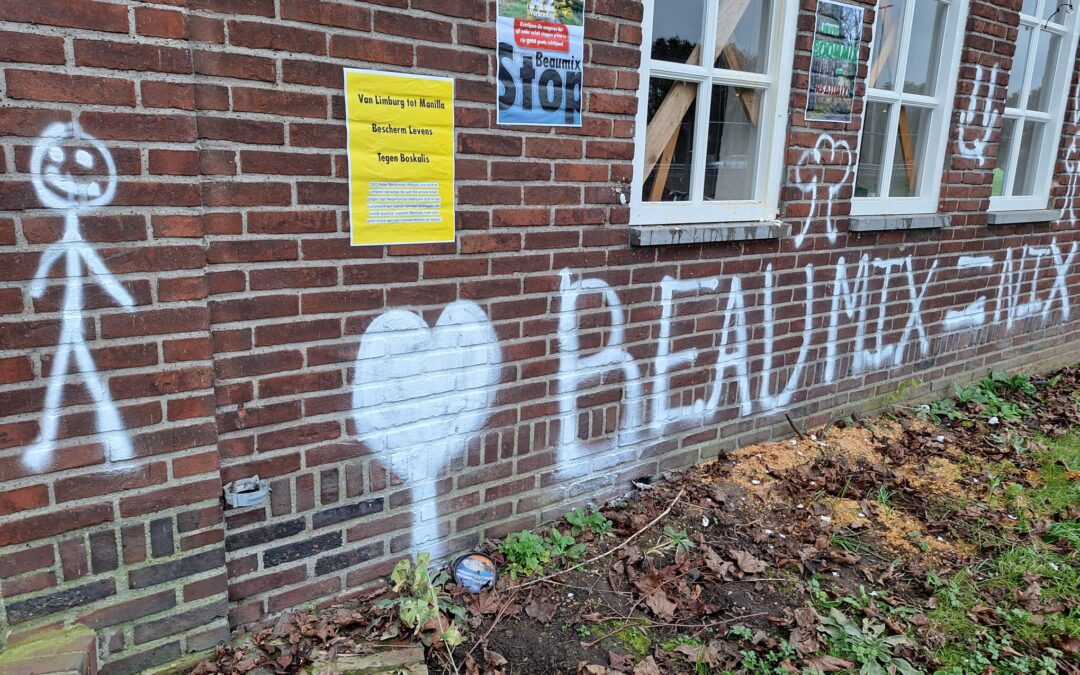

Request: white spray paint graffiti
left=1062, top=82, right=1080, bottom=223
left=943, top=256, right=995, bottom=331
left=824, top=256, right=938, bottom=381
left=956, top=64, right=1001, bottom=166
left=23, top=122, right=135, bottom=473
left=355, top=240, right=1076, bottom=548
left=792, top=134, right=854, bottom=248
left=352, top=301, right=501, bottom=548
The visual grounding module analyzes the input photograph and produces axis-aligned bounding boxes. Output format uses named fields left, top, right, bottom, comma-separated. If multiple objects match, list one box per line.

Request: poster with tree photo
left=806, top=0, right=864, bottom=123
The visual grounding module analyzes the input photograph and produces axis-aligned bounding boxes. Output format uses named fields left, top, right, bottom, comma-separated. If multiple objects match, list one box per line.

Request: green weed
left=565, top=507, right=613, bottom=538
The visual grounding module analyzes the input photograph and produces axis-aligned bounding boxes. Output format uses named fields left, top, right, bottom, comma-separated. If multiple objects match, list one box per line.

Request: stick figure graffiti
left=23, top=122, right=135, bottom=472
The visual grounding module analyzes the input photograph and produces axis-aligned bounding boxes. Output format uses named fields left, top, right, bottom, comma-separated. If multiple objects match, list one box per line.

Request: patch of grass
left=595, top=620, right=651, bottom=659
left=926, top=432, right=1080, bottom=671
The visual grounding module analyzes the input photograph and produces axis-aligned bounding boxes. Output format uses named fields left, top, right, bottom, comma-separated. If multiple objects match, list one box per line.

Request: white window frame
left=990, top=1, right=1080, bottom=212
left=852, top=0, right=969, bottom=217
left=630, top=0, right=799, bottom=226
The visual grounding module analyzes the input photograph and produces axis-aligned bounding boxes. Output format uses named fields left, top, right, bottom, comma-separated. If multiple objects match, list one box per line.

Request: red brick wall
left=1, top=0, right=1078, bottom=672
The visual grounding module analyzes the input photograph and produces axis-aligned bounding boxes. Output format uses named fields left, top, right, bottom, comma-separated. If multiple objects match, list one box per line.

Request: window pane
left=651, top=0, right=705, bottom=65
left=992, top=117, right=1017, bottom=197
left=714, top=0, right=771, bottom=74
left=705, top=85, right=761, bottom=200
left=888, top=105, right=931, bottom=197
left=642, top=78, right=698, bottom=202
left=1013, top=120, right=1046, bottom=195
left=1006, top=24, right=1033, bottom=108
left=869, top=0, right=906, bottom=90
left=1021, top=0, right=1038, bottom=16
left=855, top=101, right=891, bottom=198
left=903, top=0, right=946, bottom=95
left=1027, top=31, right=1060, bottom=112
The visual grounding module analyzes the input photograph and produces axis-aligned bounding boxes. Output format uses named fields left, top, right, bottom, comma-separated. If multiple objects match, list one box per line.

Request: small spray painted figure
left=24, top=122, right=135, bottom=472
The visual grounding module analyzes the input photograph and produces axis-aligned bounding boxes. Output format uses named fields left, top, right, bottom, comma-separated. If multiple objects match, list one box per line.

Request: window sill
left=848, top=214, right=948, bottom=233
left=629, top=221, right=789, bottom=247
left=985, top=208, right=1062, bottom=226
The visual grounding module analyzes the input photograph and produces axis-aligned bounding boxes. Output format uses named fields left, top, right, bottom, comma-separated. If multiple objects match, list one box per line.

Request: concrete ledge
left=848, top=214, right=948, bottom=232
left=0, top=625, right=97, bottom=675
left=986, top=208, right=1062, bottom=226
left=630, top=221, right=789, bottom=246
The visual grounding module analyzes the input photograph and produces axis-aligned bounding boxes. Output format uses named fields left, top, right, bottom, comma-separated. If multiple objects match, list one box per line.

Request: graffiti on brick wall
left=957, top=64, right=1001, bottom=166
left=552, top=240, right=1075, bottom=475
left=792, top=134, right=854, bottom=248
left=24, top=122, right=135, bottom=473
left=1063, top=81, right=1080, bottom=222
left=352, top=301, right=501, bottom=547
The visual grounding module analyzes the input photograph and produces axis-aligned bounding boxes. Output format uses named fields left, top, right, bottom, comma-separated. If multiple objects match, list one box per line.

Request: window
left=631, top=0, right=799, bottom=226
left=853, top=0, right=968, bottom=215
left=990, top=0, right=1080, bottom=210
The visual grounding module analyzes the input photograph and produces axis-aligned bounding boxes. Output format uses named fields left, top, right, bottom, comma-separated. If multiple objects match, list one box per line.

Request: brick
left=263, top=532, right=341, bottom=568
left=97, top=641, right=180, bottom=675
left=314, top=541, right=383, bottom=575
left=74, top=39, right=192, bottom=73
left=142, top=80, right=196, bottom=110
left=5, top=70, right=136, bottom=106
left=190, top=0, right=275, bottom=16
left=149, top=518, right=175, bottom=558
left=312, top=498, right=384, bottom=529
left=135, top=7, right=189, bottom=38
left=183, top=573, right=228, bottom=602
left=129, top=548, right=226, bottom=589
left=329, top=34, right=413, bottom=66
left=225, top=518, right=305, bottom=552
left=119, top=478, right=221, bottom=518
left=89, top=530, right=119, bottom=574
left=5, top=579, right=115, bottom=624
left=194, top=50, right=276, bottom=82
left=0, top=484, right=49, bottom=516
left=80, top=112, right=196, bottom=142
left=229, top=20, right=327, bottom=54
left=59, top=537, right=89, bottom=581
left=241, top=150, right=332, bottom=175
left=233, top=87, right=327, bottom=119
left=80, top=589, right=175, bottom=628
left=0, top=544, right=54, bottom=578
left=248, top=210, right=337, bottom=234
left=281, top=0, right=370, bottom=29
left=0, top=31, right=66, bottom=64
left=134, top=599, right=227, bottom=644
left=0, top=504, right=113, bottom=547
left=3, top=570, right=56, bottom=597
left=0, top=355, right=34, bottom=384
left=267, top=577, right=340, bottom=613
left=0, top=0, right=129, bottom=33
left=56, top=463, right=168, bottom=502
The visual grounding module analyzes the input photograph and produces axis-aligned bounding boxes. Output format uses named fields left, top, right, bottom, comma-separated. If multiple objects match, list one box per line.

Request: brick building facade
left=0, top=0, right=1077, bottom=672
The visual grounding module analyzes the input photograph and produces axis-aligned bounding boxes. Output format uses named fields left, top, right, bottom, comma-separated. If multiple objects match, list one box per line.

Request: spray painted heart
left=352, top=301, right=501, bottom=548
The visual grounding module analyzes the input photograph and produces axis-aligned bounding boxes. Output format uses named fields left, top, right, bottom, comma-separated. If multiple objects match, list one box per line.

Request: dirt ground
left=191, top=366, right=1080, bottom=675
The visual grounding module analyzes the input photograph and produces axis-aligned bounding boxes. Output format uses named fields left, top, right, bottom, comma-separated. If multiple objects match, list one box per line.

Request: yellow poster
left=344, top=68, right=455, bottom=246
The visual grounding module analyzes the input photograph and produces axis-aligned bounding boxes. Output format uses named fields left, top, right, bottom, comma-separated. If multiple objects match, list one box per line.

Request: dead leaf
left=1017, top=581, right=1042, bottom=611
left=525, top=597, right=558, bottom=623
left=730, top=549, right=768, bottom=574
left=803, top=655, right=855, bottom=672
left=633, top=657, right=661, bottom=675
left=704, top=546, right=736, bottom=579
left=642, top=589, right=677, bottom=621
left=469, top=591, right=501, bottom=616
left=577, top=663, right=610, bottom=675
left=484, top=649, right=508, bottom=667
left=608, top=651, right=634, bottom=672
left=789, top=627, right=820, bottom=656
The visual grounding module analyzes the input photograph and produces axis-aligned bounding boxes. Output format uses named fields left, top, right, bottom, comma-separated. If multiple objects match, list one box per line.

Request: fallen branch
left=785, top=412, right=806, bottom=441
left=468, top=488, right=686, bottom=656
left=581, top=612, right=771, bottom=647
left=517, top=487, right=687, bottom=591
